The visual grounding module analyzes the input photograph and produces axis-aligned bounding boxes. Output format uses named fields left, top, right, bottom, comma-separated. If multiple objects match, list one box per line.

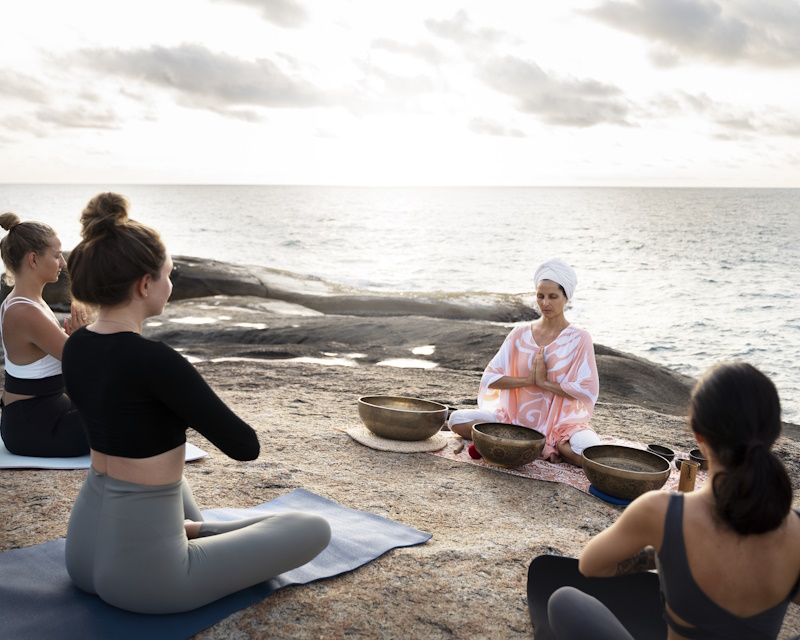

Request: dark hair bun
left=69, top=193, right=166, bottom=307
left=80, top=192, right=130, bottom=240
left=0, top=212, right=21, bottom=232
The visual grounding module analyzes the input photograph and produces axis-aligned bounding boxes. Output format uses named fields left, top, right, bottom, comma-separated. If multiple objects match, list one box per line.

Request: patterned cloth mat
left=431, top=431, right=708, bottom=497
left=337, top=426, right=708, bottom=499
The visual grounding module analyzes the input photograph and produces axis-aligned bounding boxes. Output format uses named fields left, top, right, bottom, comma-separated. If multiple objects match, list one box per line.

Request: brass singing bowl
left=357, top=395, right=448, bottom=441
left=689, top=448, right=709, bottom=471
left=582, top=445, right=671, bottom=501
left=471, top=423, right=545, bottom=468
left=646, top=443, right=676, bottom=463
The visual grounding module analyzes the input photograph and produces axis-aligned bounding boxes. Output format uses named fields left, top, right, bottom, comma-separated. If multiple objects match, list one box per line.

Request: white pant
left=448, top=409, right=600, bottom=455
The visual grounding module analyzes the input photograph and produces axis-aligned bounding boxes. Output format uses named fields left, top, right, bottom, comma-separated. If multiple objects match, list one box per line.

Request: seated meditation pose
left=548, top=362, right=800, bottom=639
left=0, top=212, right=89, bottom=457
left=448, top=259, right=600, bottom=466
left=63, top=192, right=331, bottom=614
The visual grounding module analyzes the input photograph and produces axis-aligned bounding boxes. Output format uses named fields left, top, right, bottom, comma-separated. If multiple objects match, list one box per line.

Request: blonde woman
left=0, top=213, right=89, bottom=457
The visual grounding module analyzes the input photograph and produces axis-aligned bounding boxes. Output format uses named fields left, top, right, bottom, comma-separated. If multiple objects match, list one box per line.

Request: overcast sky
left=2, top=0, right=799, bottom=186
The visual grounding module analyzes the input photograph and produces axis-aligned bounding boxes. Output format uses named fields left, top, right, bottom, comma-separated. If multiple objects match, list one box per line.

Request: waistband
left=86, top=466, right=185, bottom=494
left=4, top=372, right=65, bottom=395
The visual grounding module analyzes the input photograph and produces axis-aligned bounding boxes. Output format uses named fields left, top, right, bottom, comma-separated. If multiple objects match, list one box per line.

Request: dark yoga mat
left=0, top=488, right=431, bottom=640
left=527, top=555, right=667, bottom=640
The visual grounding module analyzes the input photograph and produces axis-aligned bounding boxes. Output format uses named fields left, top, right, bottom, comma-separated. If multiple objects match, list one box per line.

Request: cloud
left=469, top=117, right=525, bottom=138
left=210, top=0, right=309, bottom=28
left=585, top=0, right=800, bottom=67
left=339, top=60, right=441, bottom=116
left=356, top=61, right=437, bottom=97
left=647, top=47, right=682, bottom=68
left=36, top=105, right=121, bottom=129
left=371, top=38, right=447, bottom=66
left=0, top=115, right=47, bottom=137
left=478, top=56, right=631, bottom=127
left=70, top=44, right=327, bottom=116
left=648, top=90, right=800, bottom=138
left=0, top=70, right=49, bottom=103
left=425, top=10, right=508, bottom=49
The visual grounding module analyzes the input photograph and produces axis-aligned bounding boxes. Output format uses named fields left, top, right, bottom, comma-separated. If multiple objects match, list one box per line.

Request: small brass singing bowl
left=357, top=395, right=448, bottom=441
left=582, top=445, right=671, bottom=501
left=689, top=448, right=708, bottom=471
left=471, top=423, right=545, bottom=468
left=646, top=443, right=676, bottom=463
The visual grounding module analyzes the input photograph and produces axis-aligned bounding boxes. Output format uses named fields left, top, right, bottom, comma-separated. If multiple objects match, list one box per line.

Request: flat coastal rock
left=2, top=282, right=798, bottom=638
left=14, top=255, right=539, bottom=323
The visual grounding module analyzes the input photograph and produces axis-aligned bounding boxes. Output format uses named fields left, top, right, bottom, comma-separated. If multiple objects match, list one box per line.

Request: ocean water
left=1, top=184, right=798, bottom=423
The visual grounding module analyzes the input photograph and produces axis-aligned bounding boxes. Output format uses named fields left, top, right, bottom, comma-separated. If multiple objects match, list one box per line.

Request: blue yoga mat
left=0, top=488, right=431, bottom=640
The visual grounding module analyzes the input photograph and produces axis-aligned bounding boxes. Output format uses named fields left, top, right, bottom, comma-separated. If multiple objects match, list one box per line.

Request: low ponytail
left=690, top=362, right=792, bottom=536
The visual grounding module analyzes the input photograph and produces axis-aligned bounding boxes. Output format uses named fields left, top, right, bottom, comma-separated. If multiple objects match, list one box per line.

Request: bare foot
left=449, top=423, right=473, bottom=439
left=184, top=520, right=202, bottom=539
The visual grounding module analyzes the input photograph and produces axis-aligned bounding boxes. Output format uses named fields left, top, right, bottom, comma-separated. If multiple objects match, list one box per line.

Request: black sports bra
left=656, top=493, right=800, bottom=639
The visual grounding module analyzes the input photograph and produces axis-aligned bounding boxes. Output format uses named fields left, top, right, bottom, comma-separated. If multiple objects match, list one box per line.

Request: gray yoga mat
left=0, top=488, right=431, bottom=640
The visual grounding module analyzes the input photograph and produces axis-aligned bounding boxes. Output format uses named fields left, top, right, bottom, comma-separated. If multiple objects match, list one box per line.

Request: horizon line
left=1, top=183, right=798, bottom=190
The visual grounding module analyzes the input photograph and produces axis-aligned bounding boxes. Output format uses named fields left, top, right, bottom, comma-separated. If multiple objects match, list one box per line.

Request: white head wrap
left=534, top=259, right=577, bottom=300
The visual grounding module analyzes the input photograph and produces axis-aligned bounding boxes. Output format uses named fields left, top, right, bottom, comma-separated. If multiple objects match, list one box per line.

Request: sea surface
left=1, top=185, right=798, bottom=423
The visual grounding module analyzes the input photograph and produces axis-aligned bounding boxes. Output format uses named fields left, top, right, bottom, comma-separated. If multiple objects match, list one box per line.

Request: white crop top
left=0, top=296, right=63, bottom=379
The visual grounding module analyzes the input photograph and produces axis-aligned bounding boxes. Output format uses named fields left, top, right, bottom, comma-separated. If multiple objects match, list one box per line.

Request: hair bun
left=0, top=212, right=21, bottom=232
left=80, top=192, right=130, bottom=240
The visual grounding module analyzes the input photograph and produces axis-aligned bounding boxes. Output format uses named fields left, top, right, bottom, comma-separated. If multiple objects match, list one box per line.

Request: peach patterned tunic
left=478, top=324, right=599, bottom=459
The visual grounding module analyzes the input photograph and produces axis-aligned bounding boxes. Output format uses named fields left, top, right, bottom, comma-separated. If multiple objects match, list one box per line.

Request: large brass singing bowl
left=357, top=395, right=448, bottom=441
left=582, top=445, right=671, bottom=501
left=472, top=423, right=545, bottom=468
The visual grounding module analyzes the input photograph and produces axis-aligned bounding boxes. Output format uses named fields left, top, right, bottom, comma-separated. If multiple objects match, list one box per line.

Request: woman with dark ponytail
left=547, top=362, right=800, bottom=639
left=0, top=212, right=90, bottom=457
left=62, top=193, right=330, bottom=614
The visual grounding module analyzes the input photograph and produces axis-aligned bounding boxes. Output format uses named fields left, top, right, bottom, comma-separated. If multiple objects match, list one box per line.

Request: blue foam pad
left=589, top=484, right=633, bottom=506
left=0, top=488, right=431, bottom=640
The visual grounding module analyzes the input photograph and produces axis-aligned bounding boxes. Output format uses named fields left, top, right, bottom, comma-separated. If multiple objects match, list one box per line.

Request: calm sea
left=2, top=185, right=798, bottom=423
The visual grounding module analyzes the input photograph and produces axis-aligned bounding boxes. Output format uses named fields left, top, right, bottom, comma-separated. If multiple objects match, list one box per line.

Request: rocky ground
left=2, top=270, right=799, bottom=638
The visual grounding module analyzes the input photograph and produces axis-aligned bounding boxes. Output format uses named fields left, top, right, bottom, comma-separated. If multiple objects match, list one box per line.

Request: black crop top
left=62, top=327, right=259, bottom=460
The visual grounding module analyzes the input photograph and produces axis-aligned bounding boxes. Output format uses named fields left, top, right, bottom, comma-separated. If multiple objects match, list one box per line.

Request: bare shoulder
left=4, top=298, right=45, bottom=316
left=625, top=490, right=671, bottom=526
left=3, top=300, right=54, bottom=327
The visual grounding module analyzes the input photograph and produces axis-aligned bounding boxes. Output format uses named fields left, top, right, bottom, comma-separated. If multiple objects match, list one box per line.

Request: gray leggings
left=65, top=468, right=331, bottom=614
left=548, top=587, right=635, bottom=640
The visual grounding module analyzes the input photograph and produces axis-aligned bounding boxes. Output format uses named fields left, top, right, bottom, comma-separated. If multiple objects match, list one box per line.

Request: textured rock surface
left=2, top=296, right=798, bottom=639
left=7, top=255, right=540, bottom=322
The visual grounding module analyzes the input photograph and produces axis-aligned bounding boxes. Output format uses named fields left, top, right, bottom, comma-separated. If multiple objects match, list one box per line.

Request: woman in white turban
left=449, top=259, right=600, bottom=466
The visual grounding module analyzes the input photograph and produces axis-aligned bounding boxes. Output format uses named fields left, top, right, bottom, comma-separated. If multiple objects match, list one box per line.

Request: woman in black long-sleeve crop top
left=61, top=192, right=330, bottom=614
